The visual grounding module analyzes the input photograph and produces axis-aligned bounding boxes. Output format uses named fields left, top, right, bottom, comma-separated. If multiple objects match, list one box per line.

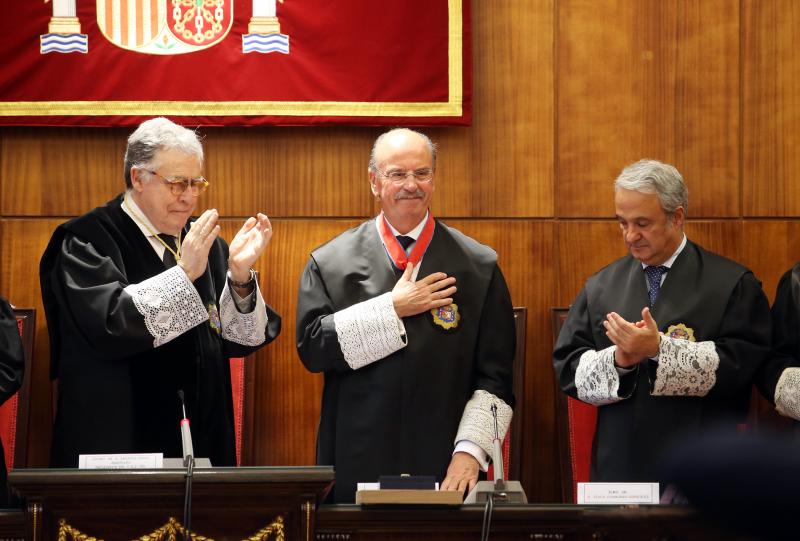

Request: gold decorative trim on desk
left=56, top=516, right=285, bottom=541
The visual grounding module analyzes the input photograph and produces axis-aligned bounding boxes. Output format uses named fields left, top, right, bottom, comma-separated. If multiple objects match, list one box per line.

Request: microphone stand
left=178, top=391, right=195, bottom=541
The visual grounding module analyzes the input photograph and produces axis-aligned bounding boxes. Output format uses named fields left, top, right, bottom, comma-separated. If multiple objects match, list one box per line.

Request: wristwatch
left=227, top=268, right=257, bottom=288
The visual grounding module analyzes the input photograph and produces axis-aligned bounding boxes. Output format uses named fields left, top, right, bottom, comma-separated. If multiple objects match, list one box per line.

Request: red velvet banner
left=0, top=1, right=470, bottom=126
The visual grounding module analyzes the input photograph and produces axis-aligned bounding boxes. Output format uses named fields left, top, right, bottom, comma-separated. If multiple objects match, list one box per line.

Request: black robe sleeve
left=295, top=258, right=351, bottom=373
left=473, top=266, right=516, bottom=405
left=756, top=268, right=798, bottom=402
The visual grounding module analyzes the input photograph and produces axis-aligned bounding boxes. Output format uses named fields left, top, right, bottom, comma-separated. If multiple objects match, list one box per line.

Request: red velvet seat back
left=230, top=357, right=245, bottom=466
left=567, top=396, right=597, bottom=501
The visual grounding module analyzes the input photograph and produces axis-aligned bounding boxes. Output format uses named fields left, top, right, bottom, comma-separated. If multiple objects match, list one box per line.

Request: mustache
left=394, top=190, right=425, bottom=200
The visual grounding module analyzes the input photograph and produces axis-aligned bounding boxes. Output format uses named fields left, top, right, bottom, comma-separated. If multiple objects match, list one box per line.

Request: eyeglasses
left=146, top=170, right=210, bottom=196
left=378, top=168, right=434, bottom=184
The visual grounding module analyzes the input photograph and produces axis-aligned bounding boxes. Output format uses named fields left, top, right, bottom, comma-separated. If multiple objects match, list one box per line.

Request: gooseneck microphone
left=177, top=390, right=194, bottom=539
left=178, top=390, right=195, bottom=465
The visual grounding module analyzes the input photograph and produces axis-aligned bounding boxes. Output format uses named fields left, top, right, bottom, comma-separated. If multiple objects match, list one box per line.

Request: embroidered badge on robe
left=431, top=303, right=460, bottom=333
left=208, top=303, right=222, bottom=335
left=666, top=323, right=695, bottom=342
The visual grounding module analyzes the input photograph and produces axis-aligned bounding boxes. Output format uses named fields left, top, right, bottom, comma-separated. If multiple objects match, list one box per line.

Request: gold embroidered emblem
left=431, top=303, right=460, bottom=330
left=667, top=323, right=695, bottom=342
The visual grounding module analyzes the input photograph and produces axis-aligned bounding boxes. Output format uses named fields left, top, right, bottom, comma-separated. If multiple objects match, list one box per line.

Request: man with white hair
left=553, top=159, right=771, bottom=484
left=41, top=117, right=281, bottom=467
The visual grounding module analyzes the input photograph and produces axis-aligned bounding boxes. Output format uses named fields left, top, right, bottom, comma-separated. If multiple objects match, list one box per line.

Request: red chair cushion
left=230, top=357, right=245, bottom=466
left=567, top=397, right=597, bottom=501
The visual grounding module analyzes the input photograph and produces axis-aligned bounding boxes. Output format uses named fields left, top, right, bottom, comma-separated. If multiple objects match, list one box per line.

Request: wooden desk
left=10, top=466, right=333, bottom=541
left=315, top=504, right=754, bottom=541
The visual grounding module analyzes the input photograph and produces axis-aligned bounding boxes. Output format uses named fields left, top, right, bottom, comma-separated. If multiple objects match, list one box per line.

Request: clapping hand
left=228, top=213, right=273, bottom=282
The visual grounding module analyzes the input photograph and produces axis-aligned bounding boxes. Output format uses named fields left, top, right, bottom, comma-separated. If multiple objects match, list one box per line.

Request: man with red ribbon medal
left=297, top=128, right=516, bottom=503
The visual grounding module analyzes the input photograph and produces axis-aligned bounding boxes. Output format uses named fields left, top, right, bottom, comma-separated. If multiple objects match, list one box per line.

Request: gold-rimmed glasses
left=146, top=170, right=210, bottom=196
left=378, top=168, right=434, bottom=184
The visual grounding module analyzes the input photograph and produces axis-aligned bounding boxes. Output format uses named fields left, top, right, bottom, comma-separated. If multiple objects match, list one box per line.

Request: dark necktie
left=158, top=234, right=178, bottom=268
left=396, top=235, right=415, bottom=252
left=645, top=265, right=669, bottom=305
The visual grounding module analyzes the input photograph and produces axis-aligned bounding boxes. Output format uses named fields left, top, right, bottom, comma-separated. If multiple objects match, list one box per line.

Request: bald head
left=369, top=128, right=437, bottom=174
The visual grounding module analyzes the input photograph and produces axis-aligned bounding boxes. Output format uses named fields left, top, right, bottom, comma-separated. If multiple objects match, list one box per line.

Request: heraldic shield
left=96, top=0, right=233, bottom=55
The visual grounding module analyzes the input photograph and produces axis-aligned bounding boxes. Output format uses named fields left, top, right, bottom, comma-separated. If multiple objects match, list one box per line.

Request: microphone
left=177, top=390, right=194, bottom=539
left=177, top=390, right=194, bottom=466
left=490, top=404, right=505, bottom=484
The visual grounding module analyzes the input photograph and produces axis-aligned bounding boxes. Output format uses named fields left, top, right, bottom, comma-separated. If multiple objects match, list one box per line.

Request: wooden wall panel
left=1, top=128, right=125, bottom=216
left=204, top=128, right=374, bottom=218
left=743, top=1, right=800, bottom=216
left=446, top=219, right=557, bottom=501
left=433, top=0, right=555, bottom=218
left=557, top=0, right=740, bottom=218
left=742, top=221, right=800, bottom=303
left=557, top=221, right=626, bottom=306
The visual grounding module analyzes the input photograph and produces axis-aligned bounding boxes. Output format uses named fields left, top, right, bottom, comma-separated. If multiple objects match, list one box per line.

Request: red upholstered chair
left=552, top=308, right=598, bottom=503
left=488, top=307, right=526, bottom=481
left=229, top=357, right=246, bottom=466
left=0, top=309, right=35, bottom=472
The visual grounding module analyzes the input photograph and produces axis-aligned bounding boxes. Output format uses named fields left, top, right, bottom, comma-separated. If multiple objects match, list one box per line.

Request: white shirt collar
left=641, top=234, right=687, bottom=270
left=121, top=191, right=165, bottom=240
left=380, top=211, right=429, bottom=240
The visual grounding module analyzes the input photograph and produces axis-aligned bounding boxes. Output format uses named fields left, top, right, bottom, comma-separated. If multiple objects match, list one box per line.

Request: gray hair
left=614, top=159, right=689, bottom=216
left=368, top=128, right=437, bottom=173
left=123, top=117, right=204, bottom=188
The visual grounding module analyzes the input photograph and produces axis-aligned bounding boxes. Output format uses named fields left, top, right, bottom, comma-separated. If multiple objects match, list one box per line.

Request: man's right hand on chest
left=391, top=262, right=457, bottom=318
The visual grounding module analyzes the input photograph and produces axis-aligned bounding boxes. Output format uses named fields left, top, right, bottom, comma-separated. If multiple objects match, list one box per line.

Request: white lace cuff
left=219, top=280, right=268, bottom=346
left=775, top=367, right=800, bottom=420
left=652, top=336, right=719, bottom=396
left=575, top=345, right=623, bottom=405
left=333, top=292, right=407, bottom=370
left=454, top=390, right=512, bottom=462
left=125, top=266, right=208, bottom=348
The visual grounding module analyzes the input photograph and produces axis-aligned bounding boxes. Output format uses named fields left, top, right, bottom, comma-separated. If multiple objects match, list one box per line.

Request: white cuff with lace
left=333, top=292, right=407, bottom=370
left=454, top=390, right=512, bottom=466
left=652, top=335, right=719, bottom=397
left=125, top=266, right=208, bottom=348
left=219, top=280, right=268, bottom=346
left=775, top=367, right=800, bottom=421
left=575, top=345, right=624, bottom=405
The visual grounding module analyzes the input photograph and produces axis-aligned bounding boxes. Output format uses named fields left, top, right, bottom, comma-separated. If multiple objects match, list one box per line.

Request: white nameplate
left=577, top=482, right=659, bottom=504
left=79, top=453, right=163, bottom=469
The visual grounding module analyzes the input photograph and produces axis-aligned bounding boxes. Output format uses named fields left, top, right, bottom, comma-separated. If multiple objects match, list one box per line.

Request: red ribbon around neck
left=378, top=212, right=435, bottom=271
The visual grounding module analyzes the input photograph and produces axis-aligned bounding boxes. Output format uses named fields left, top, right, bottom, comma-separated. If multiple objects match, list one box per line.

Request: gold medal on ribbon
left=431, top=303, right=460, bottom=332
left=208, top=303, right=222, bottom=335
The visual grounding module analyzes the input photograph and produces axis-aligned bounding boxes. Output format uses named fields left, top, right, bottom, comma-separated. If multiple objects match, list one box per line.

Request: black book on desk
left=378, top=475, right=436, bottom=490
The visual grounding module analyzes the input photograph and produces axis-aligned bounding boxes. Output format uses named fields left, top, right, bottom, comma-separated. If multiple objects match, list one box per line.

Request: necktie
left=645, top=265, right=669, bottom=305
left=396, top=235, right=415, bottom=252
left=158, top=234, right=178, bottom=268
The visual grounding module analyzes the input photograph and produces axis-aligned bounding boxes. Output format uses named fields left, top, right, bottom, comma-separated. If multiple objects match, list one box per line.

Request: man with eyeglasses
left=297, top=128, right=515, bottom=503
left=40, top=117, right=281, bottom=467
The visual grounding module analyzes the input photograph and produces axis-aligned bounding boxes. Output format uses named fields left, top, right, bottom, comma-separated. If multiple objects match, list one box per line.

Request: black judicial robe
left=40, top=195, right=281, bottom=467
left=756, top=263, right=800, bottom=404
left=296, top=219, right=515, bottom=503
left=553, top=240, right=771, bottom=483
left=0, top=297, right=24, bottom=506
